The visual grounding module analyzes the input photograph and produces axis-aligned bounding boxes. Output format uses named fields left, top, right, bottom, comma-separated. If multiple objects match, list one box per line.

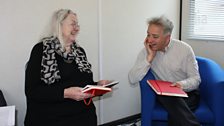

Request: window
left=188, top=0, right=224, bottom=41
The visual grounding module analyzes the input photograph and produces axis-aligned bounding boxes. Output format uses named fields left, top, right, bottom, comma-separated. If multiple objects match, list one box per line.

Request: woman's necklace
left=63, top=59, right=73, bottom=63
left=63, top=46, right=73, bottom=63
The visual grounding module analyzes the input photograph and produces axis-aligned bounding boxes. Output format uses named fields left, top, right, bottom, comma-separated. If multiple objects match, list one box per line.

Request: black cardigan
left=24, top=42, right=97, bottom=126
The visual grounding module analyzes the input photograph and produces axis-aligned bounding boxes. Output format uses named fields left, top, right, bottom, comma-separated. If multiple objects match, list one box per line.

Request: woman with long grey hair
left=25, top=9, right=108, bottom=126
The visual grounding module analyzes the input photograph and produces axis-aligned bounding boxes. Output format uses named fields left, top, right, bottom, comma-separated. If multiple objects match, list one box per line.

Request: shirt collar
left=160, top=39, right=172, bottom=53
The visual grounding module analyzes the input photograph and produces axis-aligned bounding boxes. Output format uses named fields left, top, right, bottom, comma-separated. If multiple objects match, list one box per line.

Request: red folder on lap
left=147, top=80, right=188, bottom=97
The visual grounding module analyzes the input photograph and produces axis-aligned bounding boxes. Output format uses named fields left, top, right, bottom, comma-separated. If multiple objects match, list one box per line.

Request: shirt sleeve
left=128, top=49, right=151, bottom=84
left=177, top=48, right=201, bottom=92
left=25, top=43, right=65, bottom=103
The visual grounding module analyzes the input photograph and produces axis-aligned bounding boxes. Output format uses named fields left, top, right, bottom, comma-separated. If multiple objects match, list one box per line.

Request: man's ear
left=165, top=34, right=171, bottom=43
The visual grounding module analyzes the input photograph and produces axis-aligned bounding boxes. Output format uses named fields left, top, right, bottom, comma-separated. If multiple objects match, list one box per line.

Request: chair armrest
left=140, top=70, right=156, bottom=126
left=204, top=70, right=224, bottom=126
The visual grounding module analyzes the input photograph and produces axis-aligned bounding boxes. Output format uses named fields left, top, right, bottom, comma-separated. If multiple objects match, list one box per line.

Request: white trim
left=97, top=0, right=104, bottom=124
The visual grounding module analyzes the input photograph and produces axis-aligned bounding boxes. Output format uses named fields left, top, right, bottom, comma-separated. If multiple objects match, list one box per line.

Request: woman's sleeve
left=25, top=43, right=65, bottom=103
left=79, top=47, right=96, bottom=85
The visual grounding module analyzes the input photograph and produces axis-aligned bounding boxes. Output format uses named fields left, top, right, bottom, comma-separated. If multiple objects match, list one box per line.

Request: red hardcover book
left=147, top=80, right=188, bottom=97
left=82, top=81, right=118, bottom=105
left=82, top=85, right=112, bottom=96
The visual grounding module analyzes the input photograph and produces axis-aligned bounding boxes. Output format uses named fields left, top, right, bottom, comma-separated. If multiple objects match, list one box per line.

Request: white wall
left=182, top=0, right=224, bottom=68
left=0, top=1, right=99, bottom=126
left=100, top=0, right=180, bottom=124
left=0, top=0, right=180, bottom=125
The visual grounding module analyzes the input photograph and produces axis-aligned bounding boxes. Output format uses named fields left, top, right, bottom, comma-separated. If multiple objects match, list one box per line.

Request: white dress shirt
left=129, top=39, right=201, bottom=92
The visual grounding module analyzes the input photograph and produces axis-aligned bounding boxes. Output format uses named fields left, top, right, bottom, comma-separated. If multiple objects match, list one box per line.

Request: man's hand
left=144, top=40, right=156, bottom=63
left=170, top=83, right=182, bottom=89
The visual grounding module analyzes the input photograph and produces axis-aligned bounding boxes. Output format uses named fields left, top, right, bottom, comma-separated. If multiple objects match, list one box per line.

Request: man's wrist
left=147, top=55, right=153, bottom=63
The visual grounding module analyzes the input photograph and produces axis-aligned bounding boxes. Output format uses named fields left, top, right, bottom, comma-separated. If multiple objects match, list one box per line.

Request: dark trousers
left=157, top=90, right=201, bottom=126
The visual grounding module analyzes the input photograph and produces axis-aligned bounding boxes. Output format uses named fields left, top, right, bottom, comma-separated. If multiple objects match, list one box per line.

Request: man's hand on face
left=144, top=40, right=157, bottom=63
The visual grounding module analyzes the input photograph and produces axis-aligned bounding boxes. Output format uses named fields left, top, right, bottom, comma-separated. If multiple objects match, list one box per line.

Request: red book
left=82, top=85, right=112, bottom=96
left=147, top=80, right=188, bottom=97
left=82, top=81, right=118, bottom=106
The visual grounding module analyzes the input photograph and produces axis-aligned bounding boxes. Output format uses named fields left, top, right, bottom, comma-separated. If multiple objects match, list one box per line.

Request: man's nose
left=74, top=25, right=80, bottom=30
left=146, top=37, right=153, bottom=43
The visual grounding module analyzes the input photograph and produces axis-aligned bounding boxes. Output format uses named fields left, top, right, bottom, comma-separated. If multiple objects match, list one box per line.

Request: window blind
left=188, top=0, right=224, bottom=41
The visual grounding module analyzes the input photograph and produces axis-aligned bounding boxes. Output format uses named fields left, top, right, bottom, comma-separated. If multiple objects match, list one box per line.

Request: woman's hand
left=97, top=80, right=110, bottom=86
left=64, top=87, right=93, bottom=101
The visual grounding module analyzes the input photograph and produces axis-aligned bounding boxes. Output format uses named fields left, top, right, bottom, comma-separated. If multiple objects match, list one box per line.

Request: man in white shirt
left=129, top=16, right=201, bottom=126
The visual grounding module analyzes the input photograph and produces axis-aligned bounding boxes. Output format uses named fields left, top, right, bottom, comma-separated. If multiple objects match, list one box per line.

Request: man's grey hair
left=147, top=16, right=174, bottom=35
